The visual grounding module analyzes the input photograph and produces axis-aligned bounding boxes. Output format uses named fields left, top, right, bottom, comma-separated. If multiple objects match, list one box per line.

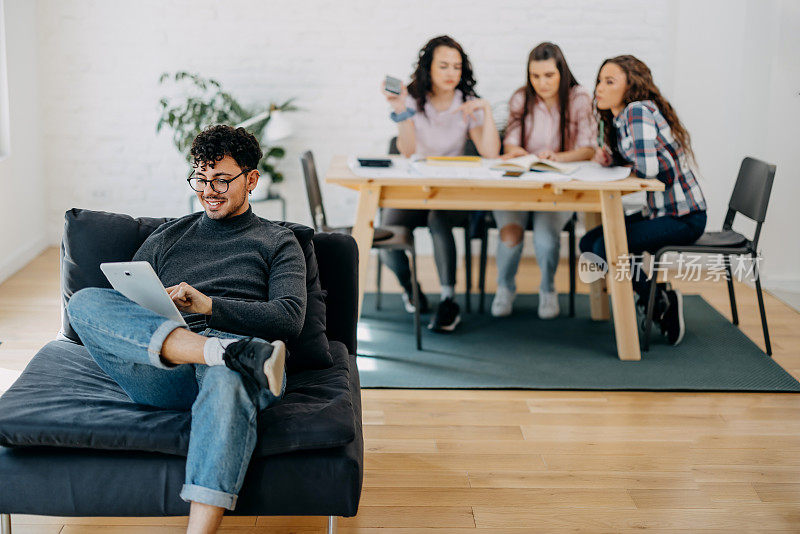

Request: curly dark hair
left=190, top=124, right=263, bottom=171
left=407, top=35, right=478, bottom=116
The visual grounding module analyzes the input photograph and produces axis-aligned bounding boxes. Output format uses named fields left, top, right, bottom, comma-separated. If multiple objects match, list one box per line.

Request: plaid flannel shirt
left=614, top=100, right=706, bottom=218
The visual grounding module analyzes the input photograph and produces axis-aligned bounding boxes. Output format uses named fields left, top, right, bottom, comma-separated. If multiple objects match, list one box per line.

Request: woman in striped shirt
left=580, top=55, right=707, bottom=345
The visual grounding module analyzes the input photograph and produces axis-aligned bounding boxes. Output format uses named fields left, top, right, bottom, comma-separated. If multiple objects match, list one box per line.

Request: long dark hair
left=407, top=35, right=478, bottom=116
left=507, top=42, right=578, bottom=151
left=595, top=55, right=695, bottom=164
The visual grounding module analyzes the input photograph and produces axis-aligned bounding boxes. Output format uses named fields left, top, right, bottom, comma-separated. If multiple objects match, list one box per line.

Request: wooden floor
left=2, top=247, right=800, bottom=533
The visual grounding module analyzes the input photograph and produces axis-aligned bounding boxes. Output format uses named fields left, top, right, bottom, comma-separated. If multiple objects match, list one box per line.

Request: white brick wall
left=36, top=0, right=671, bottom=237
left=29, top=0, right=800, bottom=282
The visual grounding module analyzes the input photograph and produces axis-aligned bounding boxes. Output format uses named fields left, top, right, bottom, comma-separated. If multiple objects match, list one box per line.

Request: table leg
left=582, top=212, right=610, bottom=321
left=599, top=191, right=641, bottom=361
left=352, top=185, right=380, bottom=317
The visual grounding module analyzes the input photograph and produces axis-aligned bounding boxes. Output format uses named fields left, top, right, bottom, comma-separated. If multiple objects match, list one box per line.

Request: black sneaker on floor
left=401, top=286, right=430, bottom=314
left=428, top=297, right=461, bottom=333
left=223, top=337, right=286, bottom=396
left=636, top=283, right=669, bottom=320
left=659, top=288, right=685, bottom=345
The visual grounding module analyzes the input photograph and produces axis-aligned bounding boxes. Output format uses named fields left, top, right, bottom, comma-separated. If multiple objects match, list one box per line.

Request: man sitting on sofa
left=66, top=124, right=306, bottom=534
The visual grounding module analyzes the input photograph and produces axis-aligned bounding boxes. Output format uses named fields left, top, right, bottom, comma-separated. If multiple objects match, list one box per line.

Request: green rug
left=356, top=293, right=800, bottom=391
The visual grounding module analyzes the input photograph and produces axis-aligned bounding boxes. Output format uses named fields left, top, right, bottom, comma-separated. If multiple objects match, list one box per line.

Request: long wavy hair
left=506, top=42, right=578, bottom=151
left=407, top=35, right=478, bottom=116
left=595, top=55, right=695, bottom=164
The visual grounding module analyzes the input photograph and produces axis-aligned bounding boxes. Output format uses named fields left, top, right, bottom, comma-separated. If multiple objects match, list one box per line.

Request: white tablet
left=100, top=261, right=188, bottom=326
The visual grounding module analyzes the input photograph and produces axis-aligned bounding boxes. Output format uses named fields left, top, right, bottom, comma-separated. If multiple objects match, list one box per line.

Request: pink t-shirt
left=503, top=85, right=597, bottom=154
left=406, top=89, right=484, bottom=157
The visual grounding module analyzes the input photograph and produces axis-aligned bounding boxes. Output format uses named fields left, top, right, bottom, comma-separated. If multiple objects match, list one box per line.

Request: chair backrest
left=727, top=157, right=776, bottom=224
left=723, top=157, right=776, bottom=247
left=300, top=150, right=328, bottom=231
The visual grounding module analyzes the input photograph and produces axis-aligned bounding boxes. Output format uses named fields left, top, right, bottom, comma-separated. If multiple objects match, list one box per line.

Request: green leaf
left=266, top=146, right=285, bottom=159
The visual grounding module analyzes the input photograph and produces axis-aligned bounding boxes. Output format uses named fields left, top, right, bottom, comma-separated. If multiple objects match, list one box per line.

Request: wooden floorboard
left=2, top=247, right=800, bottom=532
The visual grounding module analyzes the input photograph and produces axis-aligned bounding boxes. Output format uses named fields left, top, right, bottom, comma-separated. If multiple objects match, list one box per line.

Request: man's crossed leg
left=67, top=287, right=287, bottom=534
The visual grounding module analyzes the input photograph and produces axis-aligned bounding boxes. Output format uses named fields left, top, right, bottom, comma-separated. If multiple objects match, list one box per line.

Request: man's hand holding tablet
left=166, top=282, right=213, bottom=315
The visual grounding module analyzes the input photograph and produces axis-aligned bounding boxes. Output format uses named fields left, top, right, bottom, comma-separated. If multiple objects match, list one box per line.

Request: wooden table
left=326, top=155, right=664, bottom=361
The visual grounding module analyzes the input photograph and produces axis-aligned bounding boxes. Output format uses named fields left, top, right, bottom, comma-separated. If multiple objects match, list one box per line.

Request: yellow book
left=423, top=156, right=482, bottom=167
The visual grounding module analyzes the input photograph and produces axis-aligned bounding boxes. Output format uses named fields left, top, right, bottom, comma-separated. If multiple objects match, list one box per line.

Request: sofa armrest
left=312, top=232, right=358, bottom=355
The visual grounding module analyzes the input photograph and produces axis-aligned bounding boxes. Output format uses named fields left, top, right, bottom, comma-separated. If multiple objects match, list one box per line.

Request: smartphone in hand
left=384, top=75, right=402, bottom=95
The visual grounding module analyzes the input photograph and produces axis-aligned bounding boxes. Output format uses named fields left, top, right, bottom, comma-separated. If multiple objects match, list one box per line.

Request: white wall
left=0, top=0, right=46, bottom=284
left=33, top=0, right=671, bottom=236
left=3, top=0, right=798, bottom=283
left=670, top=0, right=800, bottom=284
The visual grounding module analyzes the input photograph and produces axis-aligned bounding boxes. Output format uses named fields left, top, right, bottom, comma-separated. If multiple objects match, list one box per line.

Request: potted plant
left=156, top=71, right=297, bottom=197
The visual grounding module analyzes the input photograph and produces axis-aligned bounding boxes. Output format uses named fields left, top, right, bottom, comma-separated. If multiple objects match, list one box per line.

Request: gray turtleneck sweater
left=132, top=207, right=306, bottom=341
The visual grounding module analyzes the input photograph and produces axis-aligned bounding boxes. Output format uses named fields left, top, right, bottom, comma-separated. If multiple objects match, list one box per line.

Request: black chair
left=473, top=212, right=578, bottom=316
left=642, top=157, right=777, bottom=355
left=385, top=137, right=488, bottom=313
left=301, top=150, right=422, bottom=350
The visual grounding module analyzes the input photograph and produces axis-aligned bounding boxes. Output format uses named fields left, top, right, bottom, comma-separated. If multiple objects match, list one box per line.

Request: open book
left=490, top=154, right=579, bottom=174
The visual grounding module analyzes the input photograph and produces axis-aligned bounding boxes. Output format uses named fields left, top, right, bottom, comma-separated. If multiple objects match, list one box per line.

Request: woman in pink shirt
left=381, top=35, right=501, bottom=333
left=492, top=42, right=596, bottom=320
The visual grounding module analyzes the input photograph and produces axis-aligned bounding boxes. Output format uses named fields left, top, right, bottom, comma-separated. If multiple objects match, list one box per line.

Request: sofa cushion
left=0, top=339, right=354, bottom=458
left=60, top=208, right=332, bottom=373
left=59, top=209, right=170, bottom=343
left=274, top=222, right=332, bottom=373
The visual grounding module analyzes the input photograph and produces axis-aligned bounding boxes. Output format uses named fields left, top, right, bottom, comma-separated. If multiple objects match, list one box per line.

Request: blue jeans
left=492, top=210, right=573, bottom=293
left=579, top=211, right=707, bottom=299
left=66, top=287, right=285, bottom=510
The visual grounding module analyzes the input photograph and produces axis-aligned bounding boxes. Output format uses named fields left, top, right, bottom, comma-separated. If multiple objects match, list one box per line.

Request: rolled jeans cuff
left=180, top=483, right=238, bottom=510
left=147, top=320, right=186, bottom=369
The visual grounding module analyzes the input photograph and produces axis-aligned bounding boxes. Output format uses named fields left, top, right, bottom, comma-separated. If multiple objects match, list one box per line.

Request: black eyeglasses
left=187, top=169, right=247, bottom=193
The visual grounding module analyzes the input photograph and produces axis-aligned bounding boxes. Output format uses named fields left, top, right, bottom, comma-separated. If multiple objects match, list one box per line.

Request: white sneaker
left=538, top=291, right=560, bottom=320
left=491, top=286, right=516, bottom=317
left=263, top=340, right=286, bottom=398
left=401, top=292, right=416, bottom=314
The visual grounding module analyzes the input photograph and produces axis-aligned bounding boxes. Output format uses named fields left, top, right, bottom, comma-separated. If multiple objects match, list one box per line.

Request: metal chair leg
left=642, top=269, right=659, bottom=352
left=410, top=249, right=422, bottom=351
left=376, top=253, right=383, bottom=311
left=463, top=228, right=472, bottom=313
left=327, top=515, right=338, bottom=534
left=753, top=254, right=772, bottom=356
left=478, top=228, right=488, bottom=313
left=1, top=513, right=11, bottom=534
left=568, top=223, right=576, bottom=317
left=724, top=255, right=738, bottom=325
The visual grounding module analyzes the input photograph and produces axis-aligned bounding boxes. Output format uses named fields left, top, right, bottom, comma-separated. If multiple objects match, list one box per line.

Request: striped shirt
left=614, top=100, right=706, bottom=218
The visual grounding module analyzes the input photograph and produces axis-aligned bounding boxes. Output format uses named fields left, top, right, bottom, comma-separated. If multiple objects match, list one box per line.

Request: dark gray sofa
left=0, top=209, right=363, bottom=534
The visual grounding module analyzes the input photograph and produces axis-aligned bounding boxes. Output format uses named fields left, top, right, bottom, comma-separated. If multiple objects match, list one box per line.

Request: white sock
left=441, top=285, right=455, bottom=300
left=203, top=337, right=238, bottom=366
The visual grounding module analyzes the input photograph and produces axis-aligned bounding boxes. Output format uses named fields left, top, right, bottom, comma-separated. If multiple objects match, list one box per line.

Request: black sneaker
left=428, top=297, right=461, bottom=332
left=636, top=283, right=669, bottom=321
left=401, top=286, right=430, bottom=314
left=223, top=337, right=286, bottom=396
left=659, top=288, right=685, bottom=345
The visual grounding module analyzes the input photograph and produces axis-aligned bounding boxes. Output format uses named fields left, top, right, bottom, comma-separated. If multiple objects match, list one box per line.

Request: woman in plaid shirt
left=580, top=55, right=707, bottom=346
